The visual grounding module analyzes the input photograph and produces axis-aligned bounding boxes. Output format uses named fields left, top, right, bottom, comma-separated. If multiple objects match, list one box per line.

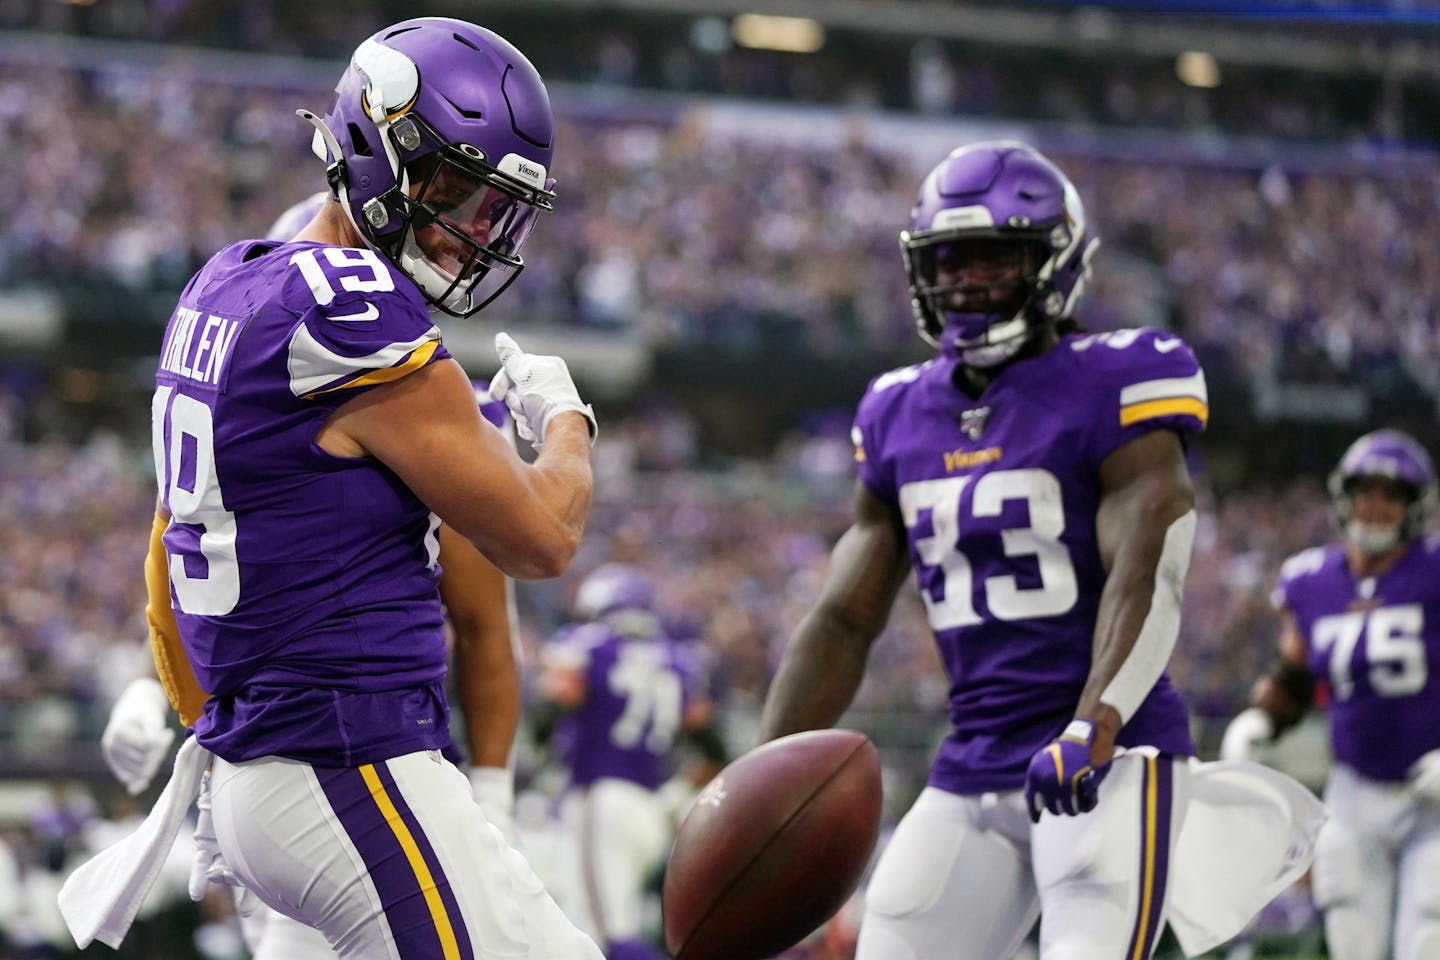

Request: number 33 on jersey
left=851, top=326, right=1207, bottom=792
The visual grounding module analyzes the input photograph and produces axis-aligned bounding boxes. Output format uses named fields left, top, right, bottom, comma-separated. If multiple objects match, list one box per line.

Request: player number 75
left=1311, top=605, right=1426, bottom=701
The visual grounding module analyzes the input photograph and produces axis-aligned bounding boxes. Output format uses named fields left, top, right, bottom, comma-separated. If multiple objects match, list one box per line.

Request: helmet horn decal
left=354, top=37, right=421, bottom=121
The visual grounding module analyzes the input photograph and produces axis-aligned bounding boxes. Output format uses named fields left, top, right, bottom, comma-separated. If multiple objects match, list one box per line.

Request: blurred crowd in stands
left=1, top=50, right=1437, bottom=409
left=4, top=0, right=1433, bottom=141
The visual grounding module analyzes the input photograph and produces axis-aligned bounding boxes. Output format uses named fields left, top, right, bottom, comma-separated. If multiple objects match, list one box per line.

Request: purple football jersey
left=852, top=327, right=1206, bottom=793
left=1276, top=535, right=1440, bottom=781
left=546, top=623, right=703, bottom=790
left=152, top=239, right=456, bottom=766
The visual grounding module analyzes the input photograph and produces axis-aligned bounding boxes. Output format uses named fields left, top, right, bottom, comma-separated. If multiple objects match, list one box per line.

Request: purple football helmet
left=574, top=563, right=654, bottom=621
left=300, top=18, right=556, bottom=317
left=901, top=141, right=1098, bottom=368
left=1328, top=429, right=1437, bottom=552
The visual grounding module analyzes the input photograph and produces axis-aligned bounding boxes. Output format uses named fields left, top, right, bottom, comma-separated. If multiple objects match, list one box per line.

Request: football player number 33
left=899, top=469, right=1078, bottom=628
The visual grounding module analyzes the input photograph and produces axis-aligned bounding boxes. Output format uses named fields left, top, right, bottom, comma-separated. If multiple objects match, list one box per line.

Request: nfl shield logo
left=959, top=406, right=991, bottom=442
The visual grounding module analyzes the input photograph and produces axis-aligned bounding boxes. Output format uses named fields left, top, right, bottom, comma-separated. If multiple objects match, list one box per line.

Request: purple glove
left=1024, top=720, right=1111, bottom=823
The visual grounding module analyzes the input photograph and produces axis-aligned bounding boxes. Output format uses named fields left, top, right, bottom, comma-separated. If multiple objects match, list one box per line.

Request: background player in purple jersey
left=67, top=17, right=602, bottom=960
left=537, top=564, right=724, bottom=960
left=1223, top=428, right=1440, bottom=960
left=757, top=140, right=1319, bottom=960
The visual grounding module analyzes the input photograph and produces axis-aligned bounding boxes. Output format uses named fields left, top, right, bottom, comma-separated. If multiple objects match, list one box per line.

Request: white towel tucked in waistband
left=58, top=735, right=212, bottom=948
left=1167, top=758, right=1327, bottom=957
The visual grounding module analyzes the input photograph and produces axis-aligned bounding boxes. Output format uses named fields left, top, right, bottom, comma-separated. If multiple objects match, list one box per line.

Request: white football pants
left=857, top=751, right=1191, bottom=960
left=207, top=750, right=602, bottom=960
left=1312, top=763, right=1440, bottom=960
left=561, top=778, right=672, bottom=946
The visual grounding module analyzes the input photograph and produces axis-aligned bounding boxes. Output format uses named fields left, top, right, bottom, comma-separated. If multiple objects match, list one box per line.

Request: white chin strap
left=398, top=233, right=473, bottom=313
left=296, top=76, right=409, bottom=252
left=958, top=314, right=1029, bottom=369
left=297, top=109, right=366, bottom=241
left=962, top=337, right=1028, bottom=369
left=1347, top=519, right=1402, bottom=556
left=301, top=102, right=471, bottom=314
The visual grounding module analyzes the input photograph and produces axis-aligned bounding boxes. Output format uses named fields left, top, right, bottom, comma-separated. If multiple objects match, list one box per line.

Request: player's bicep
left=1094, top=430, right=1195, bottom=573
left=324, top=358, right=536, bottom=559
left=813, top=482, right=912, bottom=640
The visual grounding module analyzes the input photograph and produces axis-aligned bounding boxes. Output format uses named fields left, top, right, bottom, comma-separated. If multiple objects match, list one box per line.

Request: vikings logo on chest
left=941, top=405, right=1001, bottom=474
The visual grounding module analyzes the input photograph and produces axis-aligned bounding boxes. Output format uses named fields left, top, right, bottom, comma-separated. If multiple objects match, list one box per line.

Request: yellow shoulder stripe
left=1119, top=396, right=1209, bottom=427
left=305, top=339, right=440, bottom=399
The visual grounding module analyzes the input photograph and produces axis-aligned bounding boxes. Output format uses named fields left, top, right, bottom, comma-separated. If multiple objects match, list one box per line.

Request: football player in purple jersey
left=757, top=141, right=1320, bottom=959
left=73, top=17, right=602, bottom=960
left=537, top=564, right=724, bottom=960
left=1223, top=429, right=1440, bottom=960
left=101, top=193, right=535, bottom=959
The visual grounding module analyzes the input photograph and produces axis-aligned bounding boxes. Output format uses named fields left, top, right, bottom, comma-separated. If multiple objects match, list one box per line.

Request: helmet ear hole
left=347, top=123, right=374, bottom=159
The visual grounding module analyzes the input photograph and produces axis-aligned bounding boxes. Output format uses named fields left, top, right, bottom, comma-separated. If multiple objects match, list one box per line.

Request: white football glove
left=1219, top=707, right=1276, bottom=763
left=487, top=332, right=596, bottom=451
left=468, top=766, right=518, bottom=847
left=101, top=676, right=177, bottom=794
left=1408, top=749, right=1440, bottom=805
left=189, top=771, right=260, bottom=917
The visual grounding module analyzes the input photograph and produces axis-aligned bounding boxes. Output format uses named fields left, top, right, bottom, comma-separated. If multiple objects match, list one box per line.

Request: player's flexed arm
left=1025, top=429, right=1196, bottom=820
left=757, top=482, right=912, bottom=741
left=320, top=346, right=592, bottom=580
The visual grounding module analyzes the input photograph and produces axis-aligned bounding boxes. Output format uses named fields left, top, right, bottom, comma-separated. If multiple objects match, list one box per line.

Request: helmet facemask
left=1334, top=475, right=1431, bottom=556
left=906, top=235, right=1047, bottom=368
left=375, top=131, right=553, bottom=318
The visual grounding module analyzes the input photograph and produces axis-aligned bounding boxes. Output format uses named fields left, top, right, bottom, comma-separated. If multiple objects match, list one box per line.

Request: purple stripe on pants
left=1124, top=756, right=1174, bottom=960
left=315, top=762, right=474, bottom=960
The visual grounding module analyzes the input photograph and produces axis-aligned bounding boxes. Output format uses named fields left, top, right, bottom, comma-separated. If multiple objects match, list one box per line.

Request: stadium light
left=731, top=13, right=826, bottom=54
left=1176, top=50, right=1221, bottom=88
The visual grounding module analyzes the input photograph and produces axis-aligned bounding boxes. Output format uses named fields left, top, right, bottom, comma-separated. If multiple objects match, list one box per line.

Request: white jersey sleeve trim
left=287, top=323, right=441, bottom=398
left=1118, top=370, right=1208, bottom=406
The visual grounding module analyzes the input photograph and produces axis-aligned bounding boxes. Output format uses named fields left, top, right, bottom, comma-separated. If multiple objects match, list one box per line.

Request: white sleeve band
left=1099, top=509, right=1196, bottom=724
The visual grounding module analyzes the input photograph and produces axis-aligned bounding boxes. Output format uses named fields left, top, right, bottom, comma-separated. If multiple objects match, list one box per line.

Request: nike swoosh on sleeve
left=329, top=302, right=379, bottom=322
left=1153, top=336, right=1183, bottom=353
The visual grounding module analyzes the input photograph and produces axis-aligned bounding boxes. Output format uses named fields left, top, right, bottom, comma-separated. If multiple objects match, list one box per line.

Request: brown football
left=662, top=728, right=883, bottom=960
